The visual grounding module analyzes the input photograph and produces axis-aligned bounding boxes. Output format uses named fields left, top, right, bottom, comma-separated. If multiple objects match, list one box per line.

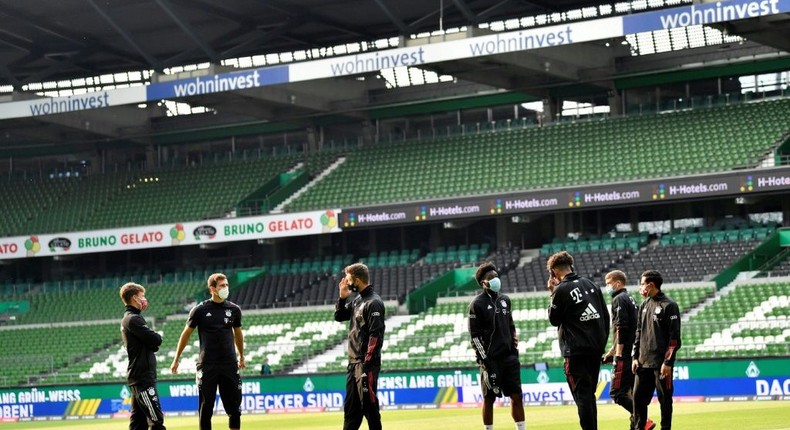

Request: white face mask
left=487, top=277, right=502, bottom=293
left=217, top=287, right=229, bottom=300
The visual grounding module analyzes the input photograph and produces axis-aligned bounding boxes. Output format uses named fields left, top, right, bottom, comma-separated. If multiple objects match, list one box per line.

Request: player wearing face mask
left=334, top=263, right=385, bottom=430
left=632, top=270, right=681, bottom=430
left=601, top=271, right=656, bottom=430
left=468, top=262, right=525, bottom=430
left=170, top=273, right=245, bottom=430
left=120, top=282, right=166, bottom=430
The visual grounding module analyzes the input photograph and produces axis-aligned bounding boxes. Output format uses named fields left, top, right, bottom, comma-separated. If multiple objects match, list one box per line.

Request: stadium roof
left=0, top=0, right=788, bottom=159
left=0, top=0, right=613, bottom=86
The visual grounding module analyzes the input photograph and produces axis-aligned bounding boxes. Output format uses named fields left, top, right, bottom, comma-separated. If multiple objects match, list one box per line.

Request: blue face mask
left=605, top=284, right=615, bottom=297
left=487, top=277, right=502, bottom=293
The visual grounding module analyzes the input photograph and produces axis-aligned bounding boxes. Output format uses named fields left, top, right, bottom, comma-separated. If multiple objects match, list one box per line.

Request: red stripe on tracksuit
left=564, top=357, right=576, bottom=390
left=368, top=372, right=377, bottom=403
left=664, top=339, right=678, bottom=390
left=365, top=336, right=379, bottom=362
left=364, top=336, right=379, bottom=403
left=611, top=360, right=622, bottom=389
left=664, top=340, right=678, bottom=363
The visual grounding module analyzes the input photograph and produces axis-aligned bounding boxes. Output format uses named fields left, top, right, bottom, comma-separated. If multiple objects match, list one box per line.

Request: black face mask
left=348, top=279, right=359, bottom=293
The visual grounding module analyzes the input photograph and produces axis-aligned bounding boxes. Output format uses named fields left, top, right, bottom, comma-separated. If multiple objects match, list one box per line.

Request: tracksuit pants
left=129, top=383, right=166, bottom=430
left=343, top=362, right=381, bottom=430
left=197, top=363, right=242, bottom=430
left=610, top=357, right=635, bottom=428
left=633, top=367, right=674, bottom=430
left=564, top=354, right=602, bottom=430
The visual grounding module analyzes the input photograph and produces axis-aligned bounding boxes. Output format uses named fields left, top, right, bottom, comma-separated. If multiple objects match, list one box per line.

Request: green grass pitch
left=3, top=401, right=788, bottom=429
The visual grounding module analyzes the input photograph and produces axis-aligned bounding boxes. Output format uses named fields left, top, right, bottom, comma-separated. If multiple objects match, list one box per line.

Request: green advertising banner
left=0, top=358, right=788, bottom=420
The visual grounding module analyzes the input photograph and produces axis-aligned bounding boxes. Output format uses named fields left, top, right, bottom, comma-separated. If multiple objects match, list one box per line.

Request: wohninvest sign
left=0, top=0, right=787, bottom=120
left=146, top=67, right=289, bottom=100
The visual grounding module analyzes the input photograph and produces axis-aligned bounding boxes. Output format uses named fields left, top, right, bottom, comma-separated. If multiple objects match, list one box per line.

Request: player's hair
left=344, top=263, right=369, bottom=284
left=547, top=251, right=574, bottom=272
left=606, top=270, right=627, bottom=285
left=207, top=273, right=227, bottom=289
left=475, top=262, right=498, bottom=285
left=120, top=282, right=145, bottom=305
left=641, top=270, right=663, bottom=290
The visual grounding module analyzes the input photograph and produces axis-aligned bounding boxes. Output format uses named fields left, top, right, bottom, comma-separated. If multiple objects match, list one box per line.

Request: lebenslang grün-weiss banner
left=0, top=359, right=788, bottom=421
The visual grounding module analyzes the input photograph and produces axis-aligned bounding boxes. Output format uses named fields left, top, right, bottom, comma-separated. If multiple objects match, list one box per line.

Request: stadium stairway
left=682, top=282, right=739, bottom=322
left=271, top=156, right=346, bottom=213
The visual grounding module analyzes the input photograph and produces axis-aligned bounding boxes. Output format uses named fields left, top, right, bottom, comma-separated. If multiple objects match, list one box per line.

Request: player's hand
left=602, top=353, right=614, bottom=364
left=660, top=363, right=672, bottom=380
left=547, top=276, right=559, bottom=294
left=238, top=356, right=246, bottom=370
left=338, top=277, right=351, bottom=299
left=481, top=367, right=492, bottom=390
left=170, top=358, right=179, bottom=374
left=488, top=371, right=502, bottom=397
left=361, top=372, right=369, bottom=395
left=488, top=371, right=498, bottom=389
left=482, top=364, right=501, bottom=397
left=631, top=359, right=639, bottom=374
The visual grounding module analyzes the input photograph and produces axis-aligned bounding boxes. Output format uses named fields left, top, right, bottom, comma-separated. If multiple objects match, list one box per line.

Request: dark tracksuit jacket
left=121, top=305, right=166, bottom=430
left=548, top=273, right=610, bottom=430
left=548, top=273, right=610, bottom=357
left=633, top=291, right=682, bottom=369
left=610, top=289, right=638, bottom=358
left=632, top=291, right=682, bottom=430
left=335, top=285, right=386, bottom=368
left=335, top=286, right=386, bottom=430
left=121, top=305, right=162, bottom=387
left=608, top=288, right=638, bottom=410
left=468, top=289, right=517, bottom=366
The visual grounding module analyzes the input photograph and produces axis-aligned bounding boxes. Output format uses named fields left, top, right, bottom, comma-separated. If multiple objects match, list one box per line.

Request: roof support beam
left=451, top=0, right=478, bottom=24
left=408, top=4, right=448, bottom=28
left=518, top=0, right=561, bottom=13
left=87, top=0, right=163, bottom=70
left=0, top=4, right=146, bottom=66
left=477, top=0, right=510, bottom=19
left=0, top=29, right=34, bottom=53
left=220, top=19, right=300, bottom=59
left=154, top=0, right=220, bottom=62
left=372, top=0, right=413, bottom=34
left=262, top=1, right=375, bottom=39
left=171, top=0, right=250, bottom=26
left=0, top=63, right=21, bottom=89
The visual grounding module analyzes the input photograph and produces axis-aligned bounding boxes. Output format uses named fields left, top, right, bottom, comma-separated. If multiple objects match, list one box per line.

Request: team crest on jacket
left=500, top=300, right=507, bottom=308
left=226, top=310, right=232, bottom=317
left=654, top=308, right=662, bottom=314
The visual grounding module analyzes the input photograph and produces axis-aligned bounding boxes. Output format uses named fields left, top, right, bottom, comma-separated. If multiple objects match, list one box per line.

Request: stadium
left=0, top=0, right=789, bottom=428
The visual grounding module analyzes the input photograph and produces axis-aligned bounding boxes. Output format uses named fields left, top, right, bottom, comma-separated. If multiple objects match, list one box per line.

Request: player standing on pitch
left=170, top=273, right=245, bottom=430
left=120, top=282, right=167, bottom=430
left=468, top=262, right=526, bottom=430
left=547, top=251, right=609, bottom=430
left=632, top=270, right=681, bottom=430
left=334, top=263, right=385, bottom=430
left=602, top=270, right=656, bottom=430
